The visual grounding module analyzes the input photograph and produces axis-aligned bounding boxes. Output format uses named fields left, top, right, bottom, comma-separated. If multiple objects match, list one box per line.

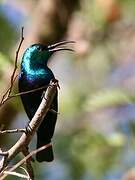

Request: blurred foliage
left=85, top=89, right=134, bottom=111
left=56, top=128, right=124, bottom=179
left=0, top=12, right=17, bottom=55
left=1, top=0, right=135, bottom=179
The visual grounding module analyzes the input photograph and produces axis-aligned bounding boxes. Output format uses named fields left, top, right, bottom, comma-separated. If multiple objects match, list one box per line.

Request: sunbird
left=19, top=41, right=74, bottom=162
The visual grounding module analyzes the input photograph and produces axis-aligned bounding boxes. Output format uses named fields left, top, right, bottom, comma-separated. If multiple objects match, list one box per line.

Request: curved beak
left=47, top=40, right=75, bottom=52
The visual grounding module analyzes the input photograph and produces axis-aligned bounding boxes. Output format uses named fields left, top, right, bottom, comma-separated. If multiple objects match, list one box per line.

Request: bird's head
left=22, top=41, right=75, bottom=66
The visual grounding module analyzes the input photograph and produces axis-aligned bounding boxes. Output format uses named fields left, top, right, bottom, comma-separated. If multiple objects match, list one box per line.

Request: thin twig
left=0, top=80, right=58, bottom=178
left=49, top=109, right=60, bottom=114
left=11, top=85, right=47, bottom=97
left=20, top=166, right=31, bottom=179
left=3, top=171, right=29, bottom=179
left=0, top=27, right=24, bottom=107
left=10, top=27, right=24, bottom=87
left=0, top=150, right=8, bottom=174
left=0, top=129, right=26, bottom=135
left=22, top=147, right=34, bottom=179
left=1, top=144, right=51, bottom=179
left=0, top=85, right=48, bottom=106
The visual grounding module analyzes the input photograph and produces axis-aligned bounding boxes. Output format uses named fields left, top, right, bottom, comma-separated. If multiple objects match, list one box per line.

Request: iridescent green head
left=22, top=41, right=75, bottom=66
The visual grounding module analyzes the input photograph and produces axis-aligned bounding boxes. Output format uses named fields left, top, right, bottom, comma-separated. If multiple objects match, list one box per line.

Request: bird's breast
left=19, top=68, right=54, bottom=91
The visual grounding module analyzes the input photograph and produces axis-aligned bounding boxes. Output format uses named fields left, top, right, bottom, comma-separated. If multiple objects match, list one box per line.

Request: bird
left=18, top=41, right=74, bottom=162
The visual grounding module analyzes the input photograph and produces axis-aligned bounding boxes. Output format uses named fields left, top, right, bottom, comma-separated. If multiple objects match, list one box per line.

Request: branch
left=1, top=144, right=51, bottom=180
left=0, top=27, right=24, bottom=107
left=3, top=171, right=29, bottom=179
left=0, top=129, right=26, bottom=135
left=0, top=79, right=58, bottom=179
left=22, top=147, right=34, bottom=179
left=11, top=27, right=24, bottom=87
left=1, top=85, right=48, bottom=105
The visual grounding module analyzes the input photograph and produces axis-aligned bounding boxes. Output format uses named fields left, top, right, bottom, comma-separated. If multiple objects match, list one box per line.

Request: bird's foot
left=25, top=124, right=32, bottom=134
left=51, top=78, right=60, bottom=89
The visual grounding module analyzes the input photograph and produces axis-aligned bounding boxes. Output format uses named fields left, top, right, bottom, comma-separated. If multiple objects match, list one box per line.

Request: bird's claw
left=25, top=124, right=32, bottom=134
left=51, top=78, right=60, bottom=89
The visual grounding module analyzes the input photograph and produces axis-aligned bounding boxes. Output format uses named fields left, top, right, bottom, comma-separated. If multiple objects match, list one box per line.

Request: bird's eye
left=37, top=47, right=42, bottom=51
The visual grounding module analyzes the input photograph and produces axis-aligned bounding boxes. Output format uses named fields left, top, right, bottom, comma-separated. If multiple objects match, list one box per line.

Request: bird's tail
left=36, top=138, right=54, bottom=162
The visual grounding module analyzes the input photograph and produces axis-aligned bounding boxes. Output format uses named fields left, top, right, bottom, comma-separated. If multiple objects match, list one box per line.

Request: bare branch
left=10, top=85, right=47, bottom=97
left=49, top=109, right=60, bottom=114
left=0, top=27, right=24, bottom=107
left=3, top=171, right=29, bottom=179
left=0, top=152, right=8, bottom=157
left=0, top=79, right=58, bottom=179
left=11, top=27, right=24, bottom=87
left=1, top=144, right=52, bottom=179
left=22, top=147, right=34, bottom=179
left=20, top=166, right=31, bottom=179
left=0, top=129, right=26, bottom=135
left=0, top=85, right=48, bottom=106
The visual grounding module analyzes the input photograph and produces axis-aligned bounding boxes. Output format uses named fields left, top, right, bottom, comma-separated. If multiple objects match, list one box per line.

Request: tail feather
left=36, top=139, right=54, bottom=162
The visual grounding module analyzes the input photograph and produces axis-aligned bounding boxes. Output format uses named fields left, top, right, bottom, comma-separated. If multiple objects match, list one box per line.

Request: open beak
left=47, top=40, right=75, bottom=52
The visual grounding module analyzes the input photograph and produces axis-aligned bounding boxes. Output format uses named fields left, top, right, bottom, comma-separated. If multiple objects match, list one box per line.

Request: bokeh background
left=1, top=0, right=135, bottom=179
